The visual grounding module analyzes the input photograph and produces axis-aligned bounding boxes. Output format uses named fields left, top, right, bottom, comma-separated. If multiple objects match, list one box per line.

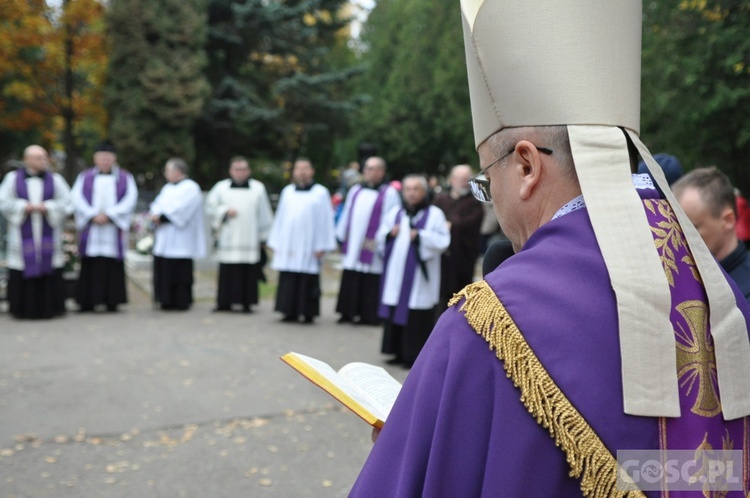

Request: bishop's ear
left=514, top=140, right=543, bottom=200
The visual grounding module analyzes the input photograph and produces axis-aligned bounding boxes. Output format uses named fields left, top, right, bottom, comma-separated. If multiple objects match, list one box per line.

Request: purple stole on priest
left=378, top=207, right=430, bottom=326
left=79, top=168, right=128, bottom=260
left=341, top=184, right=388, bottom=265
left=643, top=197, right=748, bottom=487
left=16, top=170, right=55, bottom=278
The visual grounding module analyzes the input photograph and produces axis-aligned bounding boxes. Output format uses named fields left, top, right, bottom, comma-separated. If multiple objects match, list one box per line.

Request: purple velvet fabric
left=350, top=187, right=750, bottom=496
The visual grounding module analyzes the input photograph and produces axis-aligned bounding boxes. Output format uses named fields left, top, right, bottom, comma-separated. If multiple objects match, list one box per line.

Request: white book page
left=338, top=363, right=403, bottom=421
left=293, top=354, right=384, bottom=419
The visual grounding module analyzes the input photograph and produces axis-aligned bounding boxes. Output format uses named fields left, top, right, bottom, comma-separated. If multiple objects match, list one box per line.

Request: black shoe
left=212, top=306, right=230, bottom=313
left=78, top=306, right=93, bottom=313
left=281, top=315, right=297, bottom=323
left=337, top=316, right=352, bottom=324
left=385, top=357, right=402, bottom=365
left=302, top=316, right=314, bottom=324
left=106, top=305, right=118, bottom=312
left=242, top=306, right=252, bottom=314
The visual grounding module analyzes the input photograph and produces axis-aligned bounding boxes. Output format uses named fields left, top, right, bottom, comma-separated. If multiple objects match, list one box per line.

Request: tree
left=345, top=0, right=475, bottom=179
left=195, top=0, right=362, bottom=186
left=106, top=0, right=210, bottom=181
left=0, top=1, right=61, bottom=162
left=0, top=0, right=108, bottom=178
left=641, top=0, right=750, bottom=194
left=60, top=0, right=109, bottom=178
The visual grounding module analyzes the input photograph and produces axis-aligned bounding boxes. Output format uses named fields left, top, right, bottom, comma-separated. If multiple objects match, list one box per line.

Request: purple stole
left=16, top=170, right=55, bottom=278
left=341, top=184, right=388, bottom=264
left=378, top=207, right=430, bottom=326
left=79, top=168, right=128, bottom=260
left=643, top=196, right=748, bottom=493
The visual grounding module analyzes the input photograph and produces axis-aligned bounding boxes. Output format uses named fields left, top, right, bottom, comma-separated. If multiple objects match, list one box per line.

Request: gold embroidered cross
left=675, top=300, right=721, bottom=417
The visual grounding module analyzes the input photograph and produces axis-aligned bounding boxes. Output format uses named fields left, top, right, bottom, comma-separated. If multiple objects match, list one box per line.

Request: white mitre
left=461, top=0, right=750, bottom=419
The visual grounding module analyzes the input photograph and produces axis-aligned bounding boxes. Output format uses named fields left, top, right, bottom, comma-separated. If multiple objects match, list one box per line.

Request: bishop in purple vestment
left=349, top=1, right=750, bottom=495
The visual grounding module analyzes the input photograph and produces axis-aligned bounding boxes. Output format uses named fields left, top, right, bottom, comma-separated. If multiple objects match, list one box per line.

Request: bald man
left=433, top=164, right=484, bottom=308
left=0, top=146, right=72, bottom=319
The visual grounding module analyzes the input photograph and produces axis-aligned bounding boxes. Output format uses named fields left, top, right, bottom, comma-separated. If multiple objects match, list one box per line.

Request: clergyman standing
left=71, top=141, right=138, bottom=312
left=205, top=156, right=273, bottom=313
left=267, top=158, right=336, bottom=323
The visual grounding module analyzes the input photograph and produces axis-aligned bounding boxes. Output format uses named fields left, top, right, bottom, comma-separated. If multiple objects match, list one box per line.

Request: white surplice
left=335, top=184, right=401, bottom=274
left=205, top=178, right=273, bottom=264
left=267, top=183, right=336, bottom=274
left=376, top=205, right=450, bottom=310
left=71, top=168, right=138, bottom=258
left=0, top=170, right=73, bottom=271
left=149, top=179, right=206, bottom=259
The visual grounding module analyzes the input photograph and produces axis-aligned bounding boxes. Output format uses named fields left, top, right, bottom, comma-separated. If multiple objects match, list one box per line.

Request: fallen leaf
left=258, top=478, right=273, bottom=487
left=44, top=456, right=57, bottom=464
left=322, top=480, right=333, bottom=487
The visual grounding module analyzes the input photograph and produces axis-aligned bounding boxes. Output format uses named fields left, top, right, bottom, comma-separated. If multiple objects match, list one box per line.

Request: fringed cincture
left=449, top=281, right=645, bottom=498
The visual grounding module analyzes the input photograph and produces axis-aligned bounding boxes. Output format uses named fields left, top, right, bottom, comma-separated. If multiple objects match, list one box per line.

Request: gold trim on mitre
left=449, top=281, right=645, bottom=497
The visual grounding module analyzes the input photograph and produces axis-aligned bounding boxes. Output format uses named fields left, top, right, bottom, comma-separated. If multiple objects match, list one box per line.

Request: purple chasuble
left=16, top=171, right=55, bottom=278
left=350, top=186, right=750, bottom=497
left=377, top=207, right=430, bottom=326
left=79, top=168, right=128, bottom=260
left=341, top=184, right=388, bottom=264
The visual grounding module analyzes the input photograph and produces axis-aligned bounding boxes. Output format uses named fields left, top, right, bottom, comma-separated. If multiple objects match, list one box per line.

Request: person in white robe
left=71, top=141, right=138, bottom=312
left=205, top=156, right=273, bottom=313
left=334, top=156, right=401, bottom=325
left=376, top=174, right=450, bottom=367
left=0, top=145, right=73, bottom=319
left=267, top=158, right=336, bottom=323
left=149, top=158, right=206, bottom=311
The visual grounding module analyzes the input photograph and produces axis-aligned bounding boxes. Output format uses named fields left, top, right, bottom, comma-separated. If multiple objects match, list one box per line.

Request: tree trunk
left=62, top=0, right=77, bottom=182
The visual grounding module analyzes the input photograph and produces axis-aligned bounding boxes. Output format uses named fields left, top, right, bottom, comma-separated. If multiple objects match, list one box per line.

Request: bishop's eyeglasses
left=469, top=145, right=553, bottom=202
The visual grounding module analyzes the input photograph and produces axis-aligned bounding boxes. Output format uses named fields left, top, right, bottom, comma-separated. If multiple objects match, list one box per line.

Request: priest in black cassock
left=433, top=164, right=484, bottom=309
left=205, top=156, right=274, bottom=313
left=149, top=158, right=207, bottom=311
left=377, top=175, right=450, bottom=366
left=267, top=158, right=336, bottom=323
left=71, top=141, right=138, bottom=312
left=334, top=157, right=401, bottom=324
left=0, top=145, right=72, bottom=319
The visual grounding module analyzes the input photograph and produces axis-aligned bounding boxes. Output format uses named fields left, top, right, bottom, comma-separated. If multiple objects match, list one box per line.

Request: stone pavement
left=0, top=254, right=410, bottom=498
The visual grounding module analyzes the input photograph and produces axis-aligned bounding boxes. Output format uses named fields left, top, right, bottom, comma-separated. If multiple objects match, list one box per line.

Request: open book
left=281, top=352, right=403, bottom=429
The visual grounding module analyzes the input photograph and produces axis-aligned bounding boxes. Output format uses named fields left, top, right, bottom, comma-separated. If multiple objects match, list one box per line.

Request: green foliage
left=105, top=0, right=210, bottom=179
left=345, top=0, right=475, bottom=179
left=194, top=0, right=363, bottom=187
left=641, top=0, right=750, bottom=193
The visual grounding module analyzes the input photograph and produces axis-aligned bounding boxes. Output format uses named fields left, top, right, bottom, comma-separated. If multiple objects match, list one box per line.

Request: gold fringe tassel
left=449, top=281, right=645, bottom=498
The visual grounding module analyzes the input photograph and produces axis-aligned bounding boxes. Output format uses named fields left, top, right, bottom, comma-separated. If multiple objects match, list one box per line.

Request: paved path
left=0, top=255, right=410, bottom=497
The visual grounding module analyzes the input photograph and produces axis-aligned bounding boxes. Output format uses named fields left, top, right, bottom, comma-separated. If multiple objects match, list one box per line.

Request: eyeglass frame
left=469, top=144, right=553, bottom=202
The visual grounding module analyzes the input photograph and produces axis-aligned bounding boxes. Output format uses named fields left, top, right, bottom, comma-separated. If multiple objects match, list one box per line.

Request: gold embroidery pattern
left=449, top=281, right=645, bottom=498
left=675, top=300, right=721, bottom=417
left=645, top=199, right=701, bottom=286
left=686, top=432, right=734, bottom=497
